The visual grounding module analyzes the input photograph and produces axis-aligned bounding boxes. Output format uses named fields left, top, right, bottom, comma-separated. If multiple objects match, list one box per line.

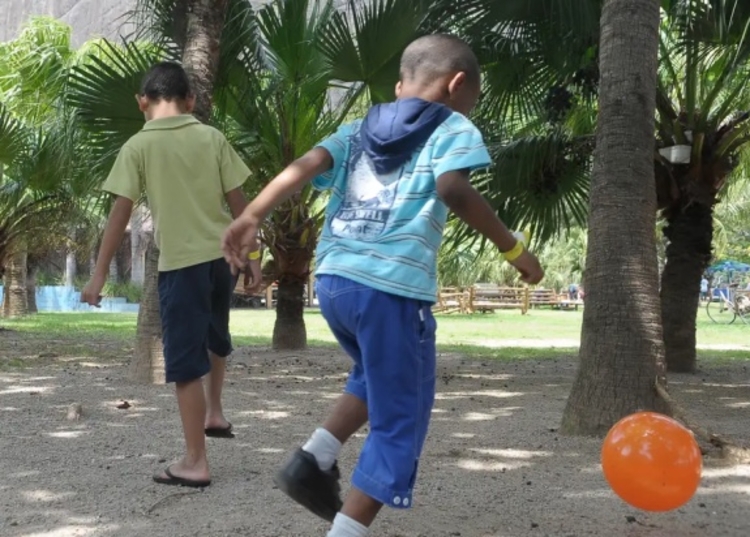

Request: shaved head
left=400, top=34, right=480, bottom=87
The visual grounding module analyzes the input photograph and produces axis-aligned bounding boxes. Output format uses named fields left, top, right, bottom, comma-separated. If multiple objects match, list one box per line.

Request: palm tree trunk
left=661, top=202, right=713, bottom=373
left=182, top=0, right=229, bottom=124
left=269, top=200, right=314, bottom=349
left=561, top=0, right=669, bottom=436
left=65, top=250, right=77, bottom=287
left=130, top=206, right=147, bottom=285
left=273, top=272, right=308, bottom=350
left=129, top=0, right=229, bottom=382
left=108, top=256, right=119, bottom=284
left=3, top=250, right=29, bottom=318
left=26, top=259, right=38, bottom=314
left=65, top=228, right=77, bottom=287
left=130, top=234, right=165, bottom=383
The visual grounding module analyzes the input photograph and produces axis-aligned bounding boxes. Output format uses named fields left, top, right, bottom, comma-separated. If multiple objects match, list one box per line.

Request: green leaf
left=0, top=104, right=28, bottom=167
left=320, top=0, right=432, bottom=103
left=67, top=40, right=165, bottom=167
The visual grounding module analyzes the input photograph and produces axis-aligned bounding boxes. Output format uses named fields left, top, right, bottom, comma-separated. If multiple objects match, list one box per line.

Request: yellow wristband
left=247, top=250, right=260, bottom=261
left=503, top=241, right=525, bottom=262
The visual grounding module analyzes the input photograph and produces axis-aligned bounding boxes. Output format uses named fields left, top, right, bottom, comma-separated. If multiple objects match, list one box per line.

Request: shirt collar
left=142, top=115, right=201, bottom=131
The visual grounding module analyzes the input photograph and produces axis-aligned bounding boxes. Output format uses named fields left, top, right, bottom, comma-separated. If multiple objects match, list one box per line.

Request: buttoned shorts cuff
left=351, top=467, right=414, bottom=509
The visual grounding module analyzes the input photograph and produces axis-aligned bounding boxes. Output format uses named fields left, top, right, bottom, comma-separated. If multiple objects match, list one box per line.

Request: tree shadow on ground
left=0, top=339, right=749, bottom=536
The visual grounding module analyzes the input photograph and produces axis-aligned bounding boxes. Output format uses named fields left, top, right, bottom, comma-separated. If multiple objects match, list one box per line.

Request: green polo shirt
left=103, top=115, right=250, bottom=272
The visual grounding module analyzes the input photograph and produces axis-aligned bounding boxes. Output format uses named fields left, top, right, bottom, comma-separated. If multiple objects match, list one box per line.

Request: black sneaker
left=274, top=448, right=343, bottom=522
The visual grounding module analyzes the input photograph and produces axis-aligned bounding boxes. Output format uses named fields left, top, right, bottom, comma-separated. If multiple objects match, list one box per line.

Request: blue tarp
left=0, top=285, right=139, bottom=313
left=707, top=260, right=750, bottom=274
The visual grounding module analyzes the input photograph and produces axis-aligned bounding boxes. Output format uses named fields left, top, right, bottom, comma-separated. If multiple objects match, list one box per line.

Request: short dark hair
left=400, top=34, right=481, bottom=87
left=139, top=61, right=192, bottom=101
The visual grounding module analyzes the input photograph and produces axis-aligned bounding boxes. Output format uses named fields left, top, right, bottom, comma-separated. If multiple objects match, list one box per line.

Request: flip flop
left=153, top=466, right=211, bottom=488
left=205, top=422, right=235, bottom=438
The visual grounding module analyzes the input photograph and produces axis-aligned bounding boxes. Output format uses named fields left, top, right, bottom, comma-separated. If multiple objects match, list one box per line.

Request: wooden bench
left=529, top=288, right=559, bottom=308
left=466, top=284, right=529, bottom=314
left=553, top=291, right=584, bottom=311
left=434, top=287, right=468, bottom=314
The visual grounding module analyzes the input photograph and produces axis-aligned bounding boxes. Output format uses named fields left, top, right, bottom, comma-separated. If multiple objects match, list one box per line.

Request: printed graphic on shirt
left=330, top=137, right=401, bottom=241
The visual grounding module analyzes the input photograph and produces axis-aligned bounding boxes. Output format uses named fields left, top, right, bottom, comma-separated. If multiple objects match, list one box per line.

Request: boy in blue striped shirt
left=222, top=34, right=543, bottom=537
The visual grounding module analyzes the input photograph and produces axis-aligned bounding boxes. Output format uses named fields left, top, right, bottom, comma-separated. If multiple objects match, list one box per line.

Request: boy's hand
left=81, top=276, right=106, bottom=307
left=509, top=250, right=544, bottom=285
left=222, top=215, right=259, bottom=274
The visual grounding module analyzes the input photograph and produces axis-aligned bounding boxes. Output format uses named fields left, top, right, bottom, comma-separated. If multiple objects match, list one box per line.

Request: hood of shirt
left=360, top=97, right=452, bottom=174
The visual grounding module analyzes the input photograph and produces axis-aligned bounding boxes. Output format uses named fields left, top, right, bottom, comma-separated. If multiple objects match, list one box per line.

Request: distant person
left=568, top=283, right=579, bottom=300
left=222, top=34, right=544, bottom=537
left=81, top=62, right=261, bottom=488
left=700, top=277, right=709, bottom=301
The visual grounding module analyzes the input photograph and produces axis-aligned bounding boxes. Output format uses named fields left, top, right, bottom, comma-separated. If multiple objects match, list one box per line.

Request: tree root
left=655, top=380, right=750, bottom=464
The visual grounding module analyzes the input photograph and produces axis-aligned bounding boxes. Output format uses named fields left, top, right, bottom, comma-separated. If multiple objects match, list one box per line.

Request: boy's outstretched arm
left=436, top=169, right=544, bottom=284
left=224, top=187, right=263, bottom=291
left=81, top=196, right=133, bottom=306
left=222, top=147, right=333, bottom=271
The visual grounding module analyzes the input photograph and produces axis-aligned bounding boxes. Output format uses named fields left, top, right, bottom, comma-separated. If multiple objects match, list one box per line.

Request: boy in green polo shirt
left=81, top=62, right=260, bottom=488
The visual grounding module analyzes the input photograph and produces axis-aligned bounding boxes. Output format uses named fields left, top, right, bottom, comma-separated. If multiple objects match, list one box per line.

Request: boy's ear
left=447, top=71, right=467, bottom=97
left=135, top=95, right=149, bottom=113
left=395, top=80, right=402, bottom=98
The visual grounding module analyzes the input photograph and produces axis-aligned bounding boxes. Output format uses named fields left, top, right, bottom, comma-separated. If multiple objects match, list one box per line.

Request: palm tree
left=217, top=0, right=448, bottom=348
left=70, top=0, right=449, bottom=349
left=458, top=0, right=750, bottom=373
left=561, top=0, right=670, bottom=436
left=655, top=1, right=750, bottom=372
left=0, top=105, right=88, bottom=317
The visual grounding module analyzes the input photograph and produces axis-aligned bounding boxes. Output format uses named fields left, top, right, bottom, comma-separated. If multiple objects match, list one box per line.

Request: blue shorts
left=316, top=274, right=437, bottom=509
left=158, top=258, right=234, bottom=383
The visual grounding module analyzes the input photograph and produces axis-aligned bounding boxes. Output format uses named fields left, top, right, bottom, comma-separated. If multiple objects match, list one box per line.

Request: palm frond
left=320, top=0, right=432, bottom=103
left=67, top=39, right=165, bottom=167
left=0, top=104, right=28, bottom=167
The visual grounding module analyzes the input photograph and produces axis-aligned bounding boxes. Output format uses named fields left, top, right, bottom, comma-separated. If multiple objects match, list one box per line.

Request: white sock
left=327, top=513, right=369, bottom=537
left=302, top=427, right=341, bottom=471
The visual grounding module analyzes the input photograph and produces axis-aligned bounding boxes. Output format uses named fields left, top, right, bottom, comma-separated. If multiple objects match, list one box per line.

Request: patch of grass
left=1, top=312, right=137, bottom=341
left=0, top=357, right=25, bottom=371
left=2, top=308, right=750, bottom=365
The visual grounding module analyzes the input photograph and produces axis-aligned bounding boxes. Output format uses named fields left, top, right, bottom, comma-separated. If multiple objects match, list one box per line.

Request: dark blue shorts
left=316, top=274, right=437, bottom=509
left=158, top=258, right=235, bottom=383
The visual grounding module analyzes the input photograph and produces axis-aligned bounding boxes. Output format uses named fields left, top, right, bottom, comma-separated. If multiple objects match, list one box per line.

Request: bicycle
left=706, top=288, right=750, bottom=324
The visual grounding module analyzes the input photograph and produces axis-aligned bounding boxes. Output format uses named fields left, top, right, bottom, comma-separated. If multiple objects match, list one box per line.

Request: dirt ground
left=1, top=331, right=750, bottom=537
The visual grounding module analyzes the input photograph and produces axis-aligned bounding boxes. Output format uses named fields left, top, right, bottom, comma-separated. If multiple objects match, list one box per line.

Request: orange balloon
left=601, top=412, right=702, bottom=511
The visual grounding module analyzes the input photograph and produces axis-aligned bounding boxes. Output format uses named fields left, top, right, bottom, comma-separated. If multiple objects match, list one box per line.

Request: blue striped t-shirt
left=312, top=112, right=492, bottom=302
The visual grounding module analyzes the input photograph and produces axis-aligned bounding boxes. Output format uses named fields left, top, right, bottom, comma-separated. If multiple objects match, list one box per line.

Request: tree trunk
left=65, top=250, right=77, bottom=287
left=65, top=228, right=78, bottom=287
left=561, top=0, right=669, bottom=436
left=130, top=234, right=165, bottom=384
left=273, top=274, right=308, bottom=350
left=89, top=244, right=97, bottom=277
left=26, top=260, right=38, bottom=314
left=129, top=0, right=228, bottom=382
left=3, top=251, right=28, bottom=318
left=661, top=202, right=713, bottom=373
left=269, top=200, right=315, bottom=349
left=130, top=206, right=147, bottom=285
left=108, top=256, right=119, bottom=284
left=182, top=0, right=229, bottom=124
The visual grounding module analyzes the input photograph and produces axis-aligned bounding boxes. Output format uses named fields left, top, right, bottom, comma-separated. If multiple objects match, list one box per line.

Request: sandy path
left=1, top=344, right=749, bottom=537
